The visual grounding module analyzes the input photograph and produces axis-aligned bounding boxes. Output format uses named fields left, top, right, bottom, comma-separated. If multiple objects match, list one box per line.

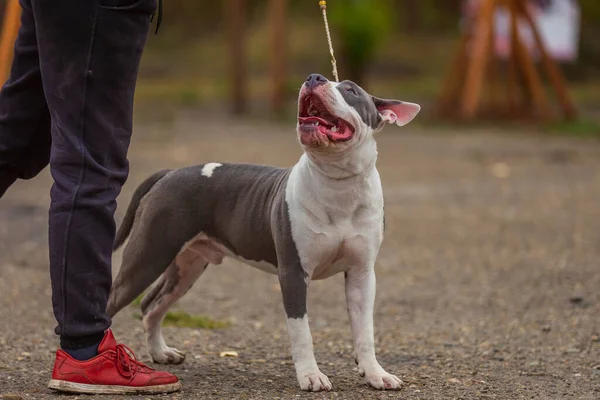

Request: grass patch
left=544, top=118, right=600, bottom=138
left=163, top=311, right=230, bottom=329
left=132, top=293, right=145, bottom=306
left=132, top=310, right=229, bottom=329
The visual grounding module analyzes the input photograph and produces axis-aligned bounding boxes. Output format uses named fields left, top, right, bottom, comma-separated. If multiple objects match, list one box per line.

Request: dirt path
left=1, top=113, right=599, bottom=399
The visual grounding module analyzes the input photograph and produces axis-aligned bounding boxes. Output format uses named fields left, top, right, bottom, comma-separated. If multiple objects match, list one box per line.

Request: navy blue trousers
left=0, top=0, right=156, bottom=346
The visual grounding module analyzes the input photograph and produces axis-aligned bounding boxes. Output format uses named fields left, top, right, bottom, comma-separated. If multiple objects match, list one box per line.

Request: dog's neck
left=288, top=135, right=380, bottom=220
left=299, top=135, right=378, bottom=181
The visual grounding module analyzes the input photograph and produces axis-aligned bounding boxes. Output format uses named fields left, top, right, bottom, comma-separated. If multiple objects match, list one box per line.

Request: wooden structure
left=0, top=0, right=21, bottom=84
left=436, top=0, right=577, bottom=121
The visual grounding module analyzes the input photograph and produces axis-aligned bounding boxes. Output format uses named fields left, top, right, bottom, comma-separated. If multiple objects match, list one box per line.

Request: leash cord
left=319, top=1, right=339, bottom=82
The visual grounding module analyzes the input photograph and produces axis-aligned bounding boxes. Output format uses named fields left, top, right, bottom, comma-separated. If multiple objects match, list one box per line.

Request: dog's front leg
left=345, top=267, right=403, bottom=390
left=278, top=266, right=332, bottom=392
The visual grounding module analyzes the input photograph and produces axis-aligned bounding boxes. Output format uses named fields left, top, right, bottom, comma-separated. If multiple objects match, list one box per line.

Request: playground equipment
left=0, top=0, right=578, bottom=121
left=0, top=0, right=20, bottom=84
left=436, top=0, right=577, bottom=121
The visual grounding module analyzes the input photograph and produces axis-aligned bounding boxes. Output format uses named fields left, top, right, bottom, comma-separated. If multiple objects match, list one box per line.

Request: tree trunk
left=404, top=0, right=421, bottom=32
left=226, top=0, right=247, bottom=115
left=268, top=0, right=287, bottom=115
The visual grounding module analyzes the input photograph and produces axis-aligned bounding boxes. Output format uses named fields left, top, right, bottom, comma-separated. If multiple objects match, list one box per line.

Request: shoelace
left=115, top=344, right=151, bottom=378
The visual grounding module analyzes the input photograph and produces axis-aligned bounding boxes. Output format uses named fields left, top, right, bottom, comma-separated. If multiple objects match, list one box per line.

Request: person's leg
left=0, top=0, right=178, bottom=394
left=37, top=0, right=180, bottom=394
left=0, top=0, right=51, bottom=198
left=30, top=0, right=156, bottom=347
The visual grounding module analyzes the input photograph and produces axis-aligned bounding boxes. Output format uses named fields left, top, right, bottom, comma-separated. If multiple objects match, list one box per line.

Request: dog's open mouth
left=298, top=94, right=354, bottom=143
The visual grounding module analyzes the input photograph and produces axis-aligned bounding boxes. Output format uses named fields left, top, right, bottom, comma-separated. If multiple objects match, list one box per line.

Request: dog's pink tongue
left=327, top=125, right=352, bottom=140
left=317, top=125, right=332, bottom=135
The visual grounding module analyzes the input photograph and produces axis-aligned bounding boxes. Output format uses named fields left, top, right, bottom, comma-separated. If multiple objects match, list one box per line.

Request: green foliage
left=328, top=0, right=392, bottom=66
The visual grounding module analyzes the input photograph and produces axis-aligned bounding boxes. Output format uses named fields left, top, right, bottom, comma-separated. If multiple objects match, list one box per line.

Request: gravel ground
left=1, top=112, right=599, bottom=399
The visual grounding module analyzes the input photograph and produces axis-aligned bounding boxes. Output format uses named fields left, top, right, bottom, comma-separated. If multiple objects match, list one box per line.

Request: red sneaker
left=48, top=329, right=181, bottom=395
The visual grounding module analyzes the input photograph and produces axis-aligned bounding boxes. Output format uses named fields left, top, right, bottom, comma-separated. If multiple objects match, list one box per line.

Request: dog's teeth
left=315, top=121, right=319, bottom=126
left=331, top=126, right=337, bottom=132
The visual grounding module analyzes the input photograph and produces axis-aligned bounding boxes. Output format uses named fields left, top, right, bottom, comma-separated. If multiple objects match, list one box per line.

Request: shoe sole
left=48, top=379, right=181, bottom=394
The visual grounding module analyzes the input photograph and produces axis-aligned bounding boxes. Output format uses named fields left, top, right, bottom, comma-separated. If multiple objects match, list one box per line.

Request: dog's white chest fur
left=286, top=155, right=384, bottom=280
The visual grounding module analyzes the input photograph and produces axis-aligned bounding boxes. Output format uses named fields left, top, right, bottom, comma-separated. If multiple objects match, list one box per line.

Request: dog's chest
left=285, top=159, right=384, bottom=279
left=312, top=230, right=375, bottom=280
left=289, top=195, right=384, bottom=280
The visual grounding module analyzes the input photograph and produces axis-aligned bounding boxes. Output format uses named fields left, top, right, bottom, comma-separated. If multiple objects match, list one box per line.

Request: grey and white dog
left=106, top=74, right=420, bottom=392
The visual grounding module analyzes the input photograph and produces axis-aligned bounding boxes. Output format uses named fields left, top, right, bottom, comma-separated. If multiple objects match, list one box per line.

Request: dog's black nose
left=305, top=74, right=327, bottom=89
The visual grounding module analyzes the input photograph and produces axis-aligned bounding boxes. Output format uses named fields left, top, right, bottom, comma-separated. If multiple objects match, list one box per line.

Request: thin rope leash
left=319, top=1, right=339, bottom=82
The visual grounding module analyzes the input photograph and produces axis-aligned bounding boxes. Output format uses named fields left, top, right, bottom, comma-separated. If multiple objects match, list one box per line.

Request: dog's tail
left=113, top=169, right=171, bottom=251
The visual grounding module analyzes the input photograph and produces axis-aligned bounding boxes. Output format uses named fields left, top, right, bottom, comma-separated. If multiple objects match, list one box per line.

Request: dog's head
left=297, top=74, right=420, bottom=151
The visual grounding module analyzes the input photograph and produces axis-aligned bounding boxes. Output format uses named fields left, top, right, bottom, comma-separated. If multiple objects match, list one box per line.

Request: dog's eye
left=346, top=87, right=357, bottom=95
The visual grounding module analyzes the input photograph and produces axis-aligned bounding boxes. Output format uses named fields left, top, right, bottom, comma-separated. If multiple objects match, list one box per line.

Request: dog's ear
left=372, top=97, right=420, bottom=127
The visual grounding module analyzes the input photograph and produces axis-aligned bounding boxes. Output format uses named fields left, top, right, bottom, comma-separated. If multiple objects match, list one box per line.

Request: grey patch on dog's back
left=336, top=80, right=382, bottom=129
left=153, top=163, right=291, bottom=267
left=108, top=163, right=292, bottom=315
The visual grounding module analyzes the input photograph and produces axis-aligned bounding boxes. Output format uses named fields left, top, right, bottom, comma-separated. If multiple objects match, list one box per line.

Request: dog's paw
left=297, top=371, right=332, bottom=392
left=363, top=371, right=403, bottom=390
left=150, top=346, right=186, bottom=365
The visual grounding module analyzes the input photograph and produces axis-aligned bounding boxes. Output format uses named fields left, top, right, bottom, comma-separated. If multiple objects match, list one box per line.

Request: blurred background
left=95, top=0, right=599, bottom=134
left=2, top=2, right=600, bottom=398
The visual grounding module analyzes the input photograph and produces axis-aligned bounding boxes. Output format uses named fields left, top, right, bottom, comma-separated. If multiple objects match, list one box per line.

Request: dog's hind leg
left=141, top=248, right=209, bottom=364
left=106, top=199, right=199, bottom=318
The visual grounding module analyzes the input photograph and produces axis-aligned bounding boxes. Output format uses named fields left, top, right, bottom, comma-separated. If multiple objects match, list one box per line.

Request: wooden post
left=516, top=0, right=577, bottom=119
left=484, top=3, right=499, bottom=113
left=508, top=0, right=550, bottom=119
left=268, top=0, right=287, bottom=114
left=436, top=28, right=469, bottom=117
left=0, top=0, right=21, bottom=84
left=404, top=0, right=421, bottom=31
left=460, top=0, right=496, bottom=119
left=506, top=9, right=520, bottom=115
left=226, top=0, right=247, bottom=115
